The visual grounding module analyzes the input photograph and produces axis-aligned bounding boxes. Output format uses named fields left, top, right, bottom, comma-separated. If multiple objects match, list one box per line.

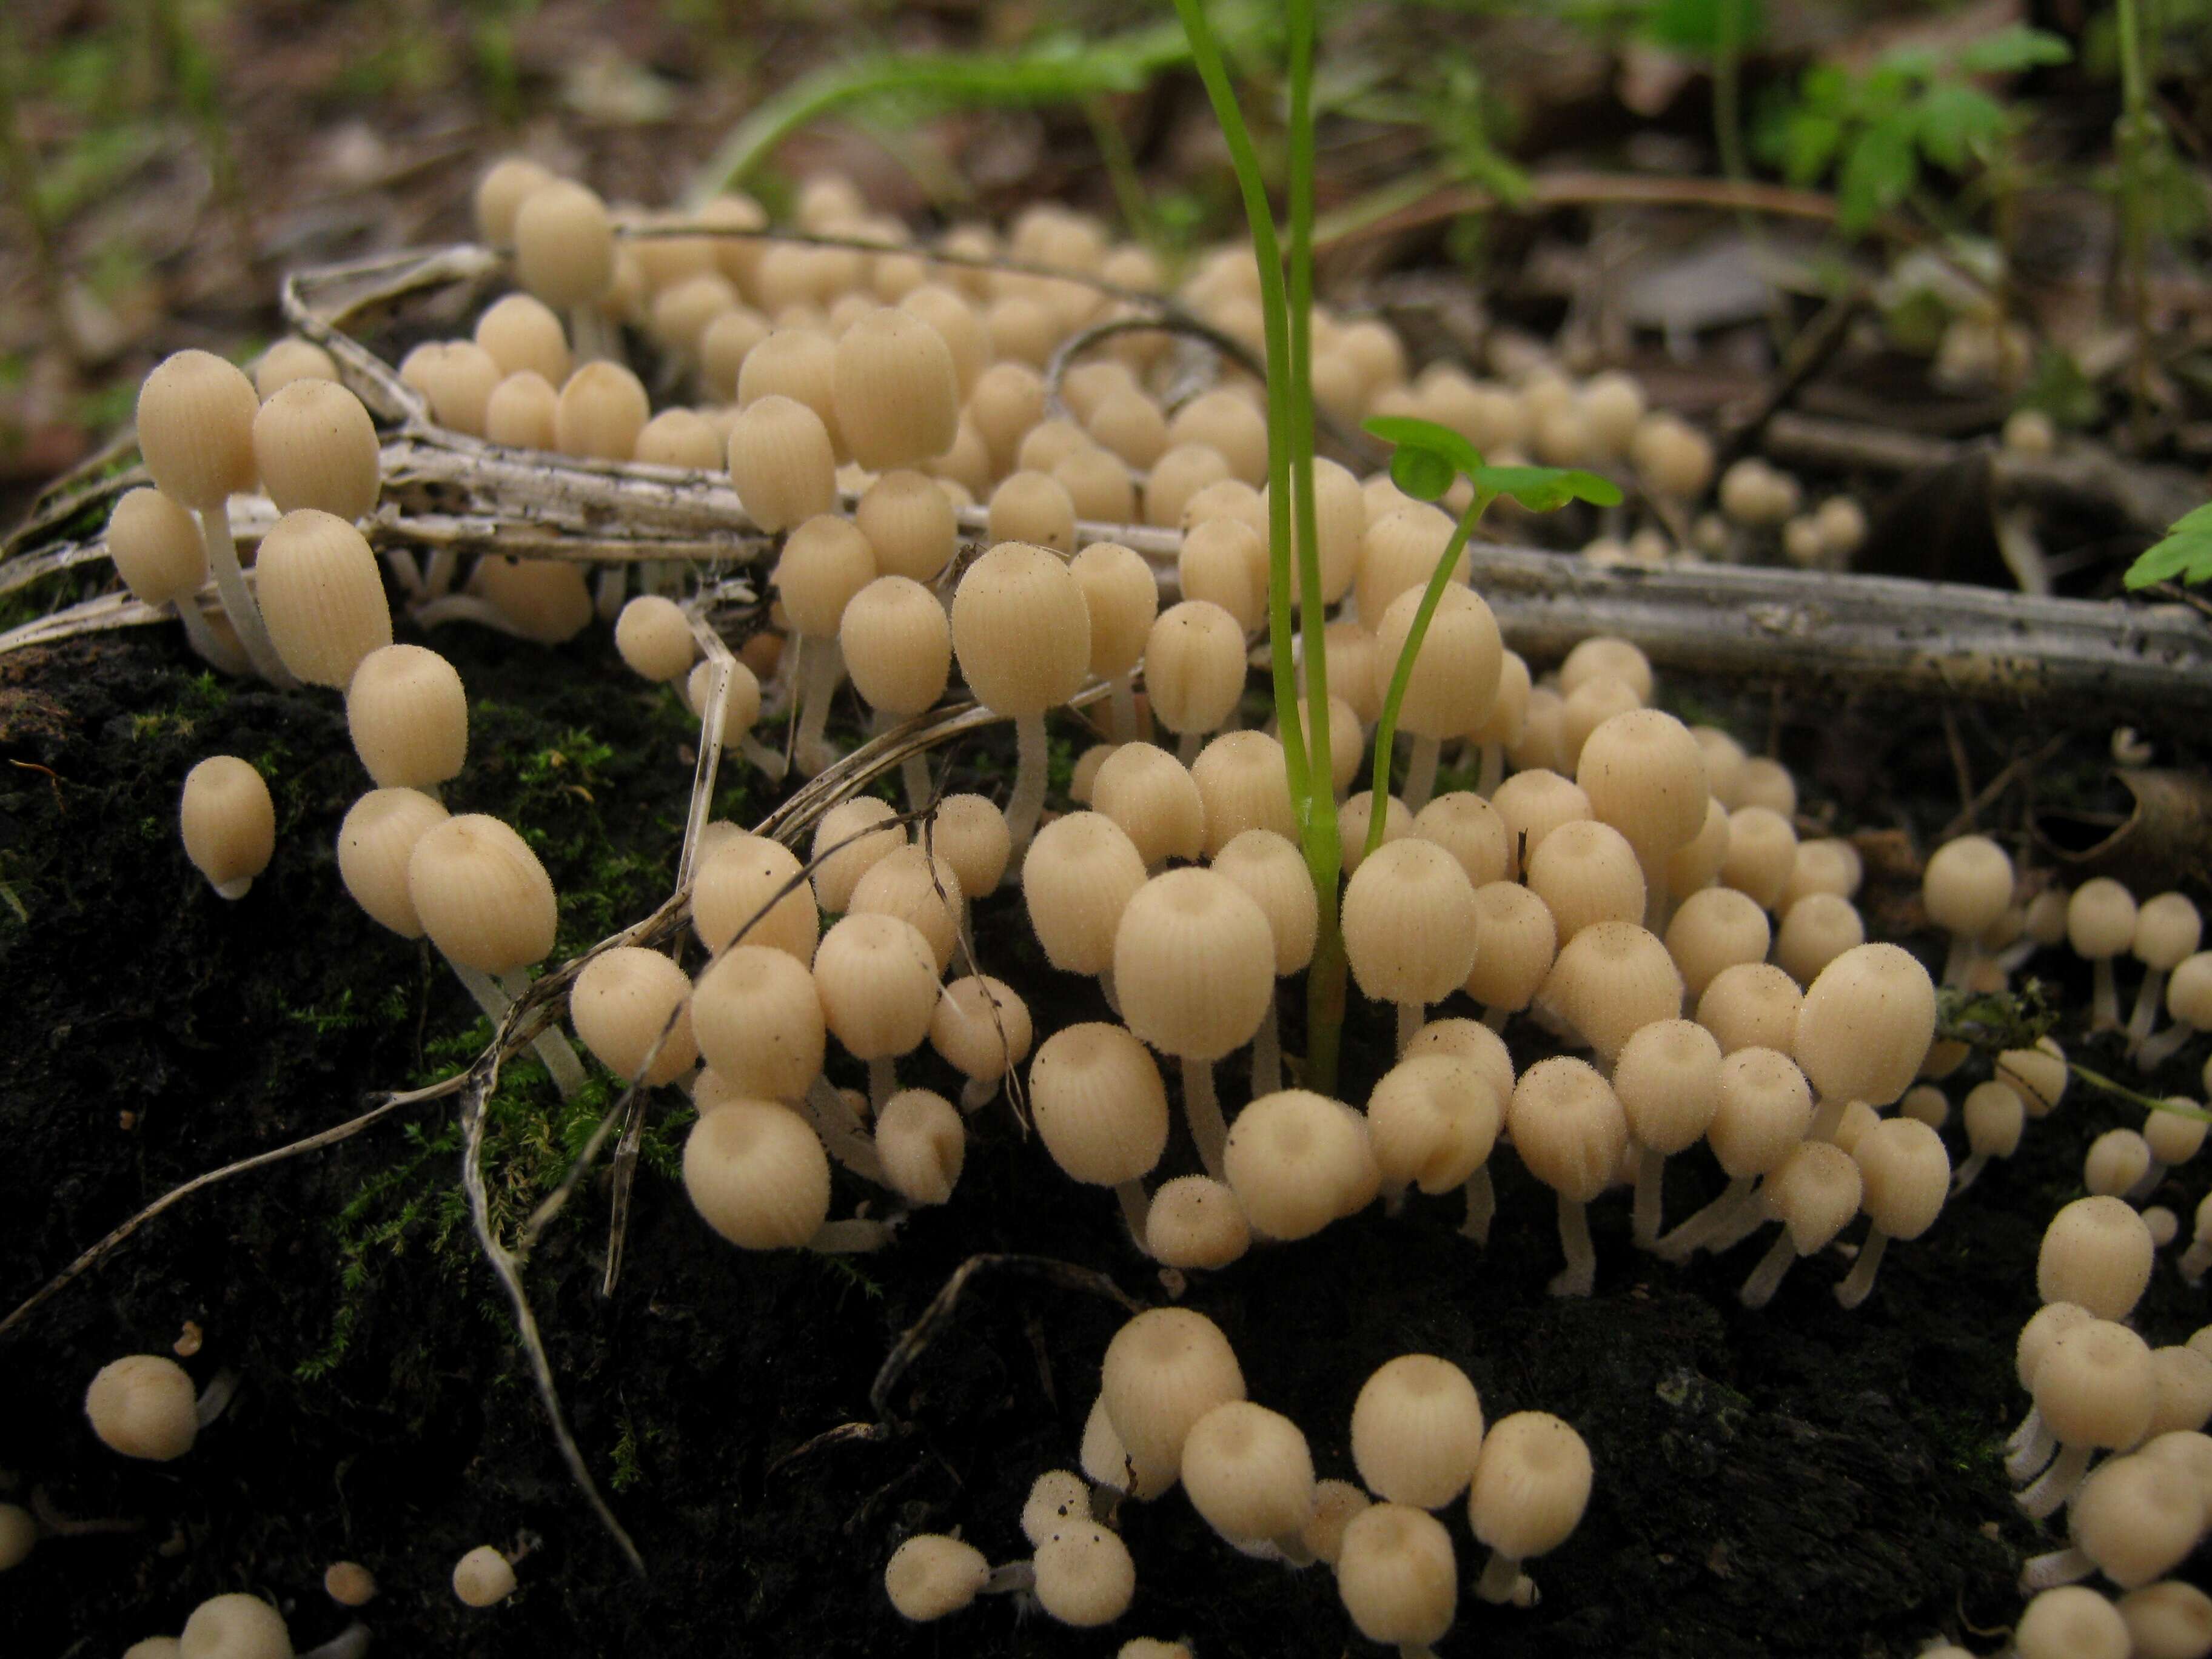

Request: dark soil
left=1, top=620, right=2206, bottom=1659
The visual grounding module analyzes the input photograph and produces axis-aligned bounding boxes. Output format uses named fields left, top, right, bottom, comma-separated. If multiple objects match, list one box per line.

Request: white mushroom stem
left=1271, top=1533, right=1318, bottom=1569
left=1474, top=1546, right=1538, bottom=1607
left=594, top=565, right=627, bottom=625
left=2018, top=1547, right=2094, bottom=1592
left=192, top=504, right=295, bottom=687
left=1396, top=1000, right=1424, bottom=1057
left=1703, top=1185, right=1771, bottom=1254
left=1107, top=669, right=1140, bottom=744
left=2128, top=968, right=2168, bottom=1045
left=1116, top=1179, right=1151, bottom=1241
left=1251, top=991, right=1282, bottom=1097
left=2006, top=1414, right=2056, bottom=1484
left=424, top=546, right=459, bottom=597
left=982, top=1561, right=1036, bottom=1595
left=740, top=733, right=789, bottom=780
left=171, top=593, right=236, bottom=671
left=805, top=1075, right=886, bottom=1182
left=1941, top=935, right=1980, bottom=990
left=1178, top=729, right=1205, bottom=766
left=414, top=592, right=539, bottom=637
left=809, top=1218, right=896, bottom=1252
left=2017, top=1444, right=2093, bottom=1520
left=793, top=637, right=848, bottom=777
left=868, top=1055, right=898, bottom=1116
left=382, top=547, right=426, bottom=600
left=1403, top=735, right=1442, bottom=814
left=959, top=1075, right=997, bottom=1113
left=2092, top=958, right=2122, bottom=1032
left=569, top=304, right=611, bottom=366
left=1631, top=1145, right=1667, bottom=1248
left=1654, top=1176, right=1756, bottom=1260
left=2004, top=1403, right=2045, bottom=1455
left=1183, top=1057, right=1228, bottom=1182
left=1461, top=1167, right=1496, bottom=1244
left=299, top=1627, right=372, bottom=1659
left=1738, top=1230, right=1797, bottom=1309
left=2137, top=1020, right=2198, bottom=1070
left=1549, top=1192, right=1597, bottom=1297
left=2126, top=1161, right=2167, bottom=1204
left=1007, top=710, right=1051, bottom=855
left=1476, top=740, right=1504, bottom=799
left=1951, top=1153, right=1990, bottom=1196
left=2179, top=1238, right=2212, bottom=1284
left=447, top=961, right=585, bottom=1098
left=1832, top=1227, right=1891, bottom=1309
left=193, top=1369, right=240, bottom=1428
left=1808, top=1097, right=1851, bottom=1143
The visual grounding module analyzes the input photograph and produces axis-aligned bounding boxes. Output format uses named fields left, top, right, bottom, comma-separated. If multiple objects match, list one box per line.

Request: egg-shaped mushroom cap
left=2119, top=1581, right=2212, bottom=1659
left=1366, top=1055, right=1501, bottom=1195
left=2039, top=1195, right=2156, bottom=1322
left=1069, top=540, right=1159, bottom=680
left=337, top=787, right=449, bottom=937
left=1664, top=886, right=1771, bottom=1002
left=180, top=756, right=276, bottom=900
left=572, top=945, right=697, bottom=1086
left=693, top=833, right=818, bottom=962
left=1507, top=1056, right=1630, bottom=1204
left=1697, top=962, right=1801, bottom=1054
left=179, top=1592, right=292, bottom=1659
left=108, top=487, right=209, bottom=606
left=346, top=643, right=468, bottom=789
left=1576, top=707, right=1708, bottom=868
left=2018, top=1301, right=2096, bottom=1390
left=1352, top=1353, right=1486, bottom=1510
left=1024, top=813, right=1148, bottom=976
left=883, top=1533, right=988, bottom=1621
left=874, top=1088, right=965, bottom=1207
left=1101, top=1307, right=1246, bottom=1500
left=1612, top=1018, right=1724, bottom=1155
left=1962, top=1079, right=2026, bottom=1157
left=255, top=508, right=392, bottom=688
left=1851, top=1116, right=1950, bottom=1239
left=2134, top=893, right=2205, bottom=970
left=682, top=1099, right=831, bottom=1249
left=2069, top=878, right=2140, bottom=959
left=1342, top=839, right=1480, bottom=1007
left=1114, top=868, right=1276, bottom=1061
left=950, top=541, right=1090, bottom=717
left=1461, top=882, right=1556, bottom=1015
left=84, top=1354, right=198, bottom=1461
left=2017, top=1587, right=2133, bottom=1659
left=1704, top=1046, right=1814, bottom=1179
left=2034, top=1321, right=2158, bottom=1449
left=1190, top=731, right=1298, bottom=856
left=1224, top=1089, right=1375, bottom=1240
left=2073, top=1454, right=2209, bottom=1589
left=1372, top=584, right=1503, bottom=740
left=1030, top=1022, right=1170, bottom=1187
left=1467, top=1410, right=1592, bottom=1561
left=834, top=307, right=960, bottom=469
left=138, top=350, right=260, bottom=510
left=407, top=813, right=558, bottom=973
left=1181, top=1400, right=1316, bottom=1544
left=814, top=912, right=942, bottom=1061
left=810, top=796, right=905, bottom=913
left=1761, top=1140, right=1862, bottom=1255
left=840, top=575, right=952, bottom=718
left=1021, top=1470, right=1092, bottom=1549
left=1523, top=818, right=1646, bottom=945
left=1920, top=834, right=2014, bottom=937
left=930, top=973, right=1031, bottom=1082
left=252, top=377, right=380, bottom=522
left=1534, top=922, right=1683, bottom=1064
left=1793, top=942, right=1936, bottom=1108
left=690, top=945, right=825, bottom=1102
left=1211, top=828, right=1318, bottom=974
left=1336, top=1503, right=1457, bottom=1647
left=726, top=395, right=836, bottom=532
left=1033, top=1520, right=1136, bottom=1627
left=1144, top=1175, right=1251, bottom=1270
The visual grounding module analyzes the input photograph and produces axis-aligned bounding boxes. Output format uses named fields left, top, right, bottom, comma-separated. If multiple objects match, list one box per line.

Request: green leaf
left=1781, top=109, right=1845, bottom=185
left=1363, top=415, right=1486, bottom=498
left=1643, top=0, right=1767, bottom=56
left=1957, top=26, right=2074, bottom=74
left=1915, top=82, right=2008, bottom=172
left=1469, top=465, right=1624, bottom=510
left=1837, top=118, right=1919, bottom=232
left=2125, top=502, right=2212, bottom=590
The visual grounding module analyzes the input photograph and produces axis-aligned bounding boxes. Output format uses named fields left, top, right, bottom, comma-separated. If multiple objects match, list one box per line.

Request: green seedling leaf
left=1643, top=0, right=1768, bottom=56
left=1915, top=82, right=2009, bottom=172
left=1957, top=26, right=2074, bottom=75
left=2125, top=501, right=2212, bottom=590
left=1837, top=117, right=1919, bottom=232
left=1364, top=415, right=1486, bottom=501
left=1469, top=465, right=1624, bottom=511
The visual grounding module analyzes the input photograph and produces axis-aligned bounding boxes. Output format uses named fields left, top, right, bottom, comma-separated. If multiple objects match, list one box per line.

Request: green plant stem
left=2114, top=0, right=2154, bottom=431
left=1366, top=491, right=1494, bottom=859
left=2069, top=1061, right=2212, bottom=1122
left=1082, top=96, right=1159, bottom=253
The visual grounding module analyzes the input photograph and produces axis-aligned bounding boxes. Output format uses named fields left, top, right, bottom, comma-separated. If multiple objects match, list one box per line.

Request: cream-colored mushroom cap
left=2146, top=1105, right=2207, bottom=1168
left=1922, top=834, right=2014, bottom=938
left=1261, top=456, right=1367, bottom=606
left=883, top=1533, right=988, bottom=1621
left=1224, top=1089, right=1375, bottom=1240
left=1355, top=501, right=1461, bottom=626
left=137, top=349, right=259, bottom=510
left=951, top=541, right=1091, bottom=717
left=1467, top=1410, right=1592, bottom=1563
left=850, top=845, right=965, bottom=974
left=252, top=378, right=380, bottom=522
left=1772, top=893, right=1865, bottom=986
left=472, top=554, right=592, bottom=642
left=1577, top=708, right=1709, bottom=872
left=1665, top=886, right=1771, bottom=1000
left=1792, top=943, right=1935, bottom=1108
left=2016, top=1586, right=2132, bottom=1659
left=1614, top=1018, right=1724, bottom=1155
left=1091, top=745, right=1205, bottom=870
left=1144, top=1175, right=1252, bottom=1269
left=85, top=1354, right=198, bottom=1461
left=874, top=1088, right=965, bottom=1205
left=687, top=658, right=763, bottom=748
left=1372, top=584, right=1503, bottom=740
left=180, top=756, right=275, bottom=900
left=1021, top=1469, right=1093, bottom=1549
left=1718, top=805, right=1799, bottom=911
left=2019, top=1301, right=2096, bottom=1391
left=2136, top=893, right=2205, bottom=970
left=839, top=576, right=952, bottom=717
left=2073, top=1453, right=2210, bottom=1588
left=179, top=1593, right=292, bottom=1658
left=551, top=359, right=648, bottom=460
left=1342, top=839, right=1480, bottom=1007
left=2039, top=1196, right=2156, bottom=1321
left=346, top=644, right=467, bottom=788
left=1211, top=828, right=1319, bottom=974
left=927, top=793, right=1011, bottom=899
left=1180, top=515, right=1268, bottom=632
left=482, top=369, right=558, bottom=449
left=1705, top=1045, right=1814, bottom=1176
left=407, top=814, right=557, bottom=973
left=1697, top=962, right=1801, bottom=1054
left=2086, top=1128, right=2152, bottom=1197
left=1021, top=814, right=1147, bottom=977
left=1491, top=769, right=1594, bottom=878
left=855, top=470, right=959, bottom=582
left=254, top=509, right=392, bottom=687
left=1508, top=1057, right=1631, bottom=1204
left=929, top=973, right=1031, bottom=1083
left=1029, top=1022, right=1170, bottom=1187
left=830, top=307, right=960, bottom=469
left=475, top=291, right=571, bottom=384
left=2070, top=879, right=2140, bottom=959
left=987, top=468, right=1078, bottom=554
left=611, top=595, right=695, bottom=685
left=726, top=394, right=837, bottom=532
left=1298, top=1478, right=1375, bottom=1569
left=322, top=1561, right=376, bottom=1607
left=683, top=1098, right=831, bottom=1248
left=814, top=913, right=942, bottom=1060
left=1101, top=1307, right=1246, bottom=1498
left=337, top=788, right=448, bottom=936
left=1526, top=818, right=1646, bottom=943
left=1762, top=1140, right=1863, bottom=1253
left=512, top=179, right=614, bottom=306
left=1181, top=1399, right=1317, bottom=1544
left=0, top=1504, right=32, bottom=1572
left=1033, top=1520, right=1136, bottom=1626
left=107, top=488, right=208, bottom=607
left=1114, top=868, right=1276, bottom=1061
left=1536, top=922, right=1684, bottom=1063
left=1068, top=540, right=1159, bottom=682
left=691, top=945, right=825, bottom=1101
left=1460, top=882, right=1556, bottom=1015
left=810, top=796, right=905, bottom=913
left=1144, top=600, right=1248, bottom=738
left=1190, top=731, right=1298, bottom=856
left=1352, top=1353, right=1486, bottom=1510
left=774, top=514, right=877, bottom=642
left=1412, top=793, right=1509, bottom=890
left=1366, top=1055, right=1501, bottom=1195
left=1336, top=1503, right=1457, bottom=1647
left=254, top=337, right=339, bottom=398
left=2119, top=1581, right=2212, bottom=1659
left=1852, top=1116, right=1950, bottom=1239
left=692, top=833, right=817, bottom=962
left=1962, top=1079, right=2026, bottom=1158
left=571, top=945, right=697, bottom=1086
left=2036, top=1321, right=2158, bottom=1449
